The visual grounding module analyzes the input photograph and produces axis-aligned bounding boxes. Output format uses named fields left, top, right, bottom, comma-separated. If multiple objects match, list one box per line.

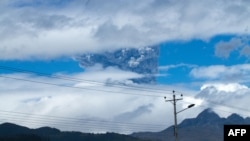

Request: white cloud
left=190, top=64, right=250, bottom=83
left=0, top=72, right=154, bottom=133
left=190, top=65, right=228, bottom=79
left=0, top=0, right=250, bottom=60
left=2, top=73, right=249, bottom=133
left=200, top=83, right=248, bottom=93
left=72, top=64, right=144, bottom=84
left=1, top=67, right=249, bottom=134
left=0, top=69, right=208, bottom=133
left=159, top=63, right=197, bottom=71
left=196, top=82, right=250, bottom=118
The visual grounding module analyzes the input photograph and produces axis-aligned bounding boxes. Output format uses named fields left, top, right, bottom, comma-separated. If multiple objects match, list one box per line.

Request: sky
left=0, top=0, right=250, bottom=134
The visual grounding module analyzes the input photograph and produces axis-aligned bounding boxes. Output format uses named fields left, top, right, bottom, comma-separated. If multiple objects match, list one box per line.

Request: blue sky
left=0, top=58, right=82, bottom=74
left=1, top=0, right=250, bottom=134
left=158, top=34, right=250, bottom=85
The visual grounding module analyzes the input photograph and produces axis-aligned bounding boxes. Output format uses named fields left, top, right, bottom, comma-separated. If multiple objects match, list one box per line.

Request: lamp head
left=188, top=104, right=195, bottom=108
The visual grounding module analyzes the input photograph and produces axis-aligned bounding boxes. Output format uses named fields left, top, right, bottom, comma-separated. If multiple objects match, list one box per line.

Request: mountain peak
left=196, top=108, right=220, bottom=121
left=0, top=122, right=30, bottom=135
left=226, top=113, right=245, bottom=124
left=35, top=126, right=61, bottom=134
left=177, top=109, right=221, bottom=128
left=227, top=113, right=243, bottom=120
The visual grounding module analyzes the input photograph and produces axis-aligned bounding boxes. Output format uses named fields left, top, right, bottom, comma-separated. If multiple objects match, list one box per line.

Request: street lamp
left=174, top=103, right=195, bottom=141
left=165, top=91, right=195, bottom=141
left=177, top=104, right=195, bottom=114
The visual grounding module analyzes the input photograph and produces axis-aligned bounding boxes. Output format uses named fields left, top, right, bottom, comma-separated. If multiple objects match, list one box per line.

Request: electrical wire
left=0, top=75, right=171, bottom=98
left=0, top=65, right=178, bottom=95
left=1, top=72, right=250, bottom=117
left=0, top=109, right=163, bottom=128
left=1, top=65, right=250, bottom=132
left=0, top=109, right=165, bottom=133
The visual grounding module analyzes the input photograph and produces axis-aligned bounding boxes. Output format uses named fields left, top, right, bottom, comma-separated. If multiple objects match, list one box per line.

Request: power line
left=0, top=109, right=165, bottom=133
left=0, top=118, right=154, bottom=134
left=1, top=73, right=250, bottom=117
left=1, top=100, right=250, bottom=134
left=0, top=75, right=170, bottom=98
left=0, top=65, right=177, bottom=95
left=2, top=66, right=250, bottom=127
left=0, top=109, right=163, bottom=128
left=0, top=117, right=161, bottom=133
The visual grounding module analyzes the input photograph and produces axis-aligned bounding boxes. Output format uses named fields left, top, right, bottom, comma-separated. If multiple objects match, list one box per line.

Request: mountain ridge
left=1, top=109, right=249, bottom=141
left=132, top=108, right=250, bottom=141
left=0, top=122, right=148, bottom=141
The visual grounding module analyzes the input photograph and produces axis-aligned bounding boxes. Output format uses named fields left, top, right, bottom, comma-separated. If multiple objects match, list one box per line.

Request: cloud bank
left=1, top=64, right=250, bottom=133
left=190, top=64, right=250, bottom=84
left=0, top=0, right=250, bottom=59
left=196, top=83, right=250, bottom=118
left=0, top=66, right=206, bottom=134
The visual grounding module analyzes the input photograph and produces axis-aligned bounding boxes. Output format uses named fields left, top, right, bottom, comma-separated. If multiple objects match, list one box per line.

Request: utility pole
left=165, top=90, right=195, bottom=141
left=173, top=94, right=178, bottom=141
left=165, top=90, right=183, bottom=141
